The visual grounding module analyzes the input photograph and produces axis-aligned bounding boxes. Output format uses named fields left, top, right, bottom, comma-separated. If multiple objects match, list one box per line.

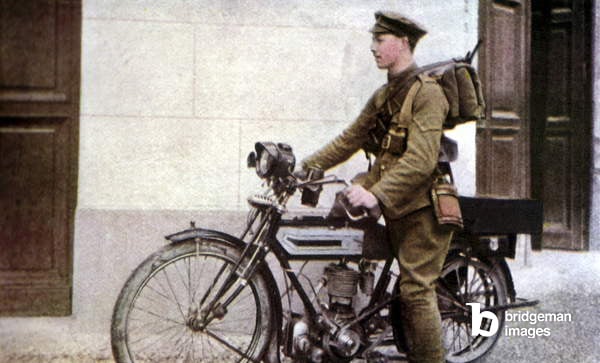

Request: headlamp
left=247, top=142, right=295, bottom=179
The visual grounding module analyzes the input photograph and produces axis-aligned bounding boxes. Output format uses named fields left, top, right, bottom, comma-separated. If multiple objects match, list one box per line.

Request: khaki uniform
left=303, top=65, right=447, bottom=219
left=303, top=65, right=452, bottom=363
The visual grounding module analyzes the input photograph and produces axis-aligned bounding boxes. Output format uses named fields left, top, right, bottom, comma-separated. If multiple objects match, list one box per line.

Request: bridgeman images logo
left=467, top=303, right=572, bottom=338
left=467, top=303, right=499, bottom=337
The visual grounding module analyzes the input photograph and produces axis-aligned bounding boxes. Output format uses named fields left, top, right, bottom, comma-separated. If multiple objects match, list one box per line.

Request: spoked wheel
left=437, top=252, right=507, bottom=363
left=111, top=239, right=275, bottom=363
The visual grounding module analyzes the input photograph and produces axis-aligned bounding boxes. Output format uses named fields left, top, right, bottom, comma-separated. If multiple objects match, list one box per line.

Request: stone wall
left=75, top=0, right=478, bottom=338
left=2, top=1, right=480, bottom=360
left=79, top=0, right=478, bottom=212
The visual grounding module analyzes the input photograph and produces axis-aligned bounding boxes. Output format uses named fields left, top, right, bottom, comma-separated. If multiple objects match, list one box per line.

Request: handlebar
left=295, top=175, right=348, bottom=188
left=248, top=172, right=379, bottom=222
left=339, top=200, right=371, bottom=221
left=296, top=174, right=379, bottom=222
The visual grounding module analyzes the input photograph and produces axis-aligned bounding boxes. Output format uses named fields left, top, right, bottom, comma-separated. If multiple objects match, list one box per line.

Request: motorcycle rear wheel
left=111, top=239, right=274, bottom=363
left=391, top=252, right=507, bottom=363
left=438, top=253, right=507, bottom=362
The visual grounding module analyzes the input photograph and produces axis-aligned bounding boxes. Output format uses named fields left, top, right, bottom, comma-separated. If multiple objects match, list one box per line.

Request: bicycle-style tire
left=438, top=253, right=507, bottom=363
left=111, top=239, right=275, bottom=363
left=391, top=252, right=508, bottom=363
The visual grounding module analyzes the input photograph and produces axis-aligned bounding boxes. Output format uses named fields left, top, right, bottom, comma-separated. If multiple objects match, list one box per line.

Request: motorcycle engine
left=288, top=262, right=377, bottom=362
left=322, top=263, right=363, bottom=359
left=325, top=264, right=359, bottom=320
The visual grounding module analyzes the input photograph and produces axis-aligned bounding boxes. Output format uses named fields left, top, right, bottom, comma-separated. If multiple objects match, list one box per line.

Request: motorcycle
left=111, top=138, right=541, bottom=363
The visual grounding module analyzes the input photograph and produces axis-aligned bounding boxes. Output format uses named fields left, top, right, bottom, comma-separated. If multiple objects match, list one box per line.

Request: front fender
left=165, top=227, right=283, bottom=363
left=166, top=227, right=246, bottom=248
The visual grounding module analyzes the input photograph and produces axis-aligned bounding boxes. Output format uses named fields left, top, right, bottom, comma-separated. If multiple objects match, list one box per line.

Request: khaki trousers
left=387, top=207, right=452, bottom=363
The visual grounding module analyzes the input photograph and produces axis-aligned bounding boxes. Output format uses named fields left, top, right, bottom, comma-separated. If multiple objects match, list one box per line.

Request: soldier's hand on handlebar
left=344, top=185, right=378, bottom=208
left=343, top=185, right=382, bottom=219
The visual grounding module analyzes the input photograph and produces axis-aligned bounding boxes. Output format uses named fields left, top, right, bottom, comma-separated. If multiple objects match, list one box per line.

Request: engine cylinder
left=325, top=264, right=360, bottom=299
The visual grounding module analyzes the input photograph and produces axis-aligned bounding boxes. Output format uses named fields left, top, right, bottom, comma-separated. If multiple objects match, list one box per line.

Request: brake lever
left=296, top=175, right=348, bottom=189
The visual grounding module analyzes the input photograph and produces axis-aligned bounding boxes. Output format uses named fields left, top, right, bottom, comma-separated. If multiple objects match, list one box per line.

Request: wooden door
left=477, top=0, right=531, bottom=199
left=0, top=0, right=80, bottom=315
left=530, top=0, right=591, bottom=250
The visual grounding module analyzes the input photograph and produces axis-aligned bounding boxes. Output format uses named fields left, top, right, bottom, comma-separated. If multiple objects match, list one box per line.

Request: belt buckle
left=381, top=134, right=391, bottom=150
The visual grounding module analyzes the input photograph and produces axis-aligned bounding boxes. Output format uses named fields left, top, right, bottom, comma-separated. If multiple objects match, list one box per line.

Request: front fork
left=192, top=209, right=275, bottom=329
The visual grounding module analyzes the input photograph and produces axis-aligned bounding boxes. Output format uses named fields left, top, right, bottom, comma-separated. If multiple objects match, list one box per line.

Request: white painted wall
left=70, top=4, right=481, bottom=352
left=70, top=3, right=480, bottom=349
left=79, top=0, right=479, bottom=212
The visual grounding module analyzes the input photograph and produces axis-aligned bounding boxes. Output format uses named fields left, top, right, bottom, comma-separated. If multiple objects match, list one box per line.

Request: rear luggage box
left=459, top=197, right=544, bottom=251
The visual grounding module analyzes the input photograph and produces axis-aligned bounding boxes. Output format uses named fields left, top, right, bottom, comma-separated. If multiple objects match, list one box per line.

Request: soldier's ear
left=400, top=36, right=411, bottom=50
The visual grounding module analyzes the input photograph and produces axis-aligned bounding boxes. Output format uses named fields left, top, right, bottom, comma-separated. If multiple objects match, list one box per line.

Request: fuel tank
left=276, top=215, right=390, bottom=260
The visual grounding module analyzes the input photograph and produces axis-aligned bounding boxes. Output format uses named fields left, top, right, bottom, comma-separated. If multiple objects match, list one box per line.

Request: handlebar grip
left=329, top=191, right=379, bottom=221
left=340, top=196, right=370, bottom=220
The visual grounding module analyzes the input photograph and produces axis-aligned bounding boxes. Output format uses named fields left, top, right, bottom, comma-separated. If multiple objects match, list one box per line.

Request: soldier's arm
left=301, top=90, right=381, bottom=171
left=369, top=81, right=448, bottom=209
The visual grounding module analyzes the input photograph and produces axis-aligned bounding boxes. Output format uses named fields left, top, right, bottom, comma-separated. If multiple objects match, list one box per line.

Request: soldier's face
left=370, top=33, right=407, bottom=70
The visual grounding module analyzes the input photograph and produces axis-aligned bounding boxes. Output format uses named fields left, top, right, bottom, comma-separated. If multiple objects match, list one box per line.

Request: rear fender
left=446, top=245, right=516, bottom=301
left=489, top=255, right=516, bottom=301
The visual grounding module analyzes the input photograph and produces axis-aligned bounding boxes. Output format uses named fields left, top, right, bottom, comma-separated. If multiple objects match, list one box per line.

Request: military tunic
left=302, top=65, right=448, bottom=219
left=302, top=65, right=452, bottom=363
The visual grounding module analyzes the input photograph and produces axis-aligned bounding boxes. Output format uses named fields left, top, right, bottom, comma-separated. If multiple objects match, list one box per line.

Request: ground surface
left=0, top=250, right=598, bottom=363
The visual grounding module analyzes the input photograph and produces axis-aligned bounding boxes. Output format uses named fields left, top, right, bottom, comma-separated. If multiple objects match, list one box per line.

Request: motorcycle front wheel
left=111, top=239, right=275, bottom=363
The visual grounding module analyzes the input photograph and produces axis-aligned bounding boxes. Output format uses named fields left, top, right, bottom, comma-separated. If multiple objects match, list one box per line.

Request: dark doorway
left=0, top=0, right=81, bottom=315
left=477, top=0, right=592, bottom=250
left=530, top=0, right=592, bottom=250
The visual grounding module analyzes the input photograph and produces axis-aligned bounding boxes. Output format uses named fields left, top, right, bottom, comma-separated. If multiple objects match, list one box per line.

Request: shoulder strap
left=381, top=59, right=456, bottom=116
left=381, top=70, right=422, bottom=113
left=395, top=79, right=423, bottom=126
left=386, top=39, right=482, bottom=109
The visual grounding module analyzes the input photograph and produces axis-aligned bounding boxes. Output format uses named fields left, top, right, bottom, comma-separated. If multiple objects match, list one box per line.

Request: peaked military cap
left=370, top=11, right=427, bottom=41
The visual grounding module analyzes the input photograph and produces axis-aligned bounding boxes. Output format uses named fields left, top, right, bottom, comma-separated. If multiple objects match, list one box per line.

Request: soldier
left=301, top=11, right=452, bottom=363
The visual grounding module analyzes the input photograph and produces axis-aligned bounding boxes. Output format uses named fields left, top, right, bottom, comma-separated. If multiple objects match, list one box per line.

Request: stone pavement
left=354, top=248, right=600, bottom=363
left=483, top=249, right=600, bottom=363
left=0, top=249, right=598, bottom=363
left=370, top=249, right=600, bottom=363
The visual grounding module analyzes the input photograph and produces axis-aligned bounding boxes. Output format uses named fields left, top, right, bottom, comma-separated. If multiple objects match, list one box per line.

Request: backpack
left=388, top=40, right=486, bottom=129
left=362, top=42, right=485, bottom=157
left=423, top=61, right=485, bottom=129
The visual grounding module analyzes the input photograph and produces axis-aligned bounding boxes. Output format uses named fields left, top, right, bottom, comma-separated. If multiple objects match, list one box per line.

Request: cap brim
left=369, top=23, right=394, bottom=34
